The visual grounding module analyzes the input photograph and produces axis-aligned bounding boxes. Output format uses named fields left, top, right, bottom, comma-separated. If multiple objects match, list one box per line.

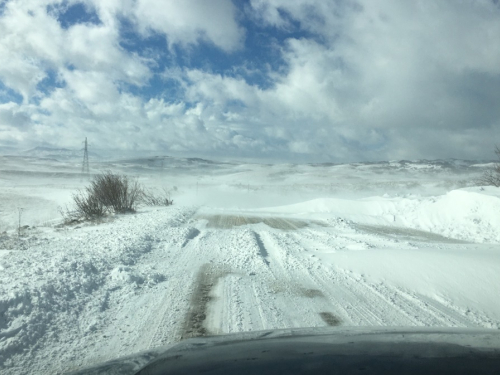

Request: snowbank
left=316, top=244, right=500, bottom=327
left=266, top=188, right=500, bottom=243
left=0, top=207, right=195, bottom=374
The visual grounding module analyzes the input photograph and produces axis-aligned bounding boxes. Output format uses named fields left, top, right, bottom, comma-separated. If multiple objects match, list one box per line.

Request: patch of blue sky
left=259, top=5, right=330, bottom=48
left=112, top=4, right=327, bottom=105
left=29, top=69, right=65, bottom=106
left=0, top=0, right=6, bottom=17
left=0, top=80, right=23, bottom=104
left=47, top=1, right=101, bottom=29
left=181, top=15, right=318, bottom=90
left=25, top=69, right=66, bottom=105
left=36, top=69, right=65, bottom=95
left=116, top=21, right=183, bottom=103
left=116, top=11, right=316, bottom=93
left=118, top=18, right=172, bottom=74
left=120, top=76, right=186, bottom=104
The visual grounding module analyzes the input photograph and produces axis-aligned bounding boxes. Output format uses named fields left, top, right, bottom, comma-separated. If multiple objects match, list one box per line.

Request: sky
left=0, top=0, right=499, bottom=162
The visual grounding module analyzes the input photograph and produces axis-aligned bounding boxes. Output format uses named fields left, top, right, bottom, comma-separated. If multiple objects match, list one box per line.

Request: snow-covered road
left=2, top=201, right=498, bottom=375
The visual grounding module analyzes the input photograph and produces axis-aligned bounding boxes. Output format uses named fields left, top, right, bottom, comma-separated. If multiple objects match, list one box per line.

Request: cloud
left=65, top=23, right=150, bottom=84
left=0, top=0, right=499, bottom=161
left=0, top=0, right=150, bottom=102
left=332, top=0, right=500, bottom=127
left=0, top=0, right=248, bottom=153
left=0, top=2, right=62, bottom=100
left=242, top=0, right=500, bottom=159
left=0, top=102, right=31, bottom=129
left=133, top=0, right=244, bottom=52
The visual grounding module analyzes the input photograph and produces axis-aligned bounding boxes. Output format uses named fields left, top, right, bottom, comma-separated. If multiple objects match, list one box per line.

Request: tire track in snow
left=188, top=217, right=329, bottom=334
left=305, top=226, right=487, bottom=328
left=261, top=230, right=374, bottom=326
left=96, top=209, right=487, bottom=364
left=265, top=231, right=407, bottom=325
left=180, top=263, right=230, bottom=339
left=145, top=229, right=209, bottom=349
left=254, top=230, right=341, bottom=329
left=141, top=211, right=484, bottom=353
left=123, top=209, right=201, bottom=350
left=286, top=229, right=482, bottom=328
left=198, top=214, right=386, bottom=330
left=288, top=232, right=433, bottom=326
left=202, top=227, right=290, bottom=334
left=283, top=228, right=411, bottom=325
left=253, top=232, right=270, bottom=265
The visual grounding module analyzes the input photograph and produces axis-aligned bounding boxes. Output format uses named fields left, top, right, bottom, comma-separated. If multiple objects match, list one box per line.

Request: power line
left=82, top=137, right=89, bottom=175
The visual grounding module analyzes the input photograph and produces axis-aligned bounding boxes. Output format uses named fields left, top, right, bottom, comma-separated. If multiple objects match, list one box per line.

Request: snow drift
left=266, top=187, right=500, bottom=243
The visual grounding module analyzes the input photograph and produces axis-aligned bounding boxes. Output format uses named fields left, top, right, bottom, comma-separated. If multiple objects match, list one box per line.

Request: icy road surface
left=1, top=204, right=499, bottom=375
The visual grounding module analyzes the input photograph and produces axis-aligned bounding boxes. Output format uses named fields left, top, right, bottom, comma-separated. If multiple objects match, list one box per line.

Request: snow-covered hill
left=0, top=156, right=499, bottom=374
left=22, top=146, right=81, bottom=159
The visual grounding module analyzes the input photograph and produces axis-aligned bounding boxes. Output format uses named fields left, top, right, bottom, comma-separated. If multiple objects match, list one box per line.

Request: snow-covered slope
left=264, top=187, right=500, bottom=243
left=0, top=156, right=499, bottom=374
left=21, top=147, right=84, bottom=160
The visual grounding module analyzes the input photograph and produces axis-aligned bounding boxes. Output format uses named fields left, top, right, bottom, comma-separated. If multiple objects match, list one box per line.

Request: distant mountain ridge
left=21, top=146, right=98, bottom=160
left=3, top=147, right=495, bottom=170
left=312, top=158, right=492, bottom=169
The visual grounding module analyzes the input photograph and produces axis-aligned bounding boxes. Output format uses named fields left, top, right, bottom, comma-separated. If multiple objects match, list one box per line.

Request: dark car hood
left=67, top=326, right=500, bottom=375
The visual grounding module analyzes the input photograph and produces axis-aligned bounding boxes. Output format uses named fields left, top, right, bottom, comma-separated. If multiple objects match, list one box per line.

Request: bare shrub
left=478, top=146, right=500, bottom=187
left=64, top=172, right=175, bottom=223
left=89, top=172, right=143, bottom=213
left=479, top=169, right=500, bottom=187
left=72, top=189, right=106, bottom=219
left=141, top=187, right=174, bottom=206
left=67, top=171, right=144, bottom=221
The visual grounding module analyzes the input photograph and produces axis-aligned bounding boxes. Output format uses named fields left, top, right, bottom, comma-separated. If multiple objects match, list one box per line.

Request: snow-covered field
left=1, top=153, right=499, bottom=374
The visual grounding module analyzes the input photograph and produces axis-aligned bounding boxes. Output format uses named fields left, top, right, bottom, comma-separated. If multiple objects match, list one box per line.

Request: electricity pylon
left=82, top=137, right=89, bottom=175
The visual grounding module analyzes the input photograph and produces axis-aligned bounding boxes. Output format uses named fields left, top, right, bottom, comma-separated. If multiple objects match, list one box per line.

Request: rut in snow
left=253, top=232, right=270, bottom=266
left=196, top=214, right=318, bottom=230
left=181, top=263, right=230, bottom=339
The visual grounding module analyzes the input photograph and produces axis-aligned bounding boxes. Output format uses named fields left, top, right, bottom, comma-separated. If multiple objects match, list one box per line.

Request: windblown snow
left=0, top=154, right=499, bottom=374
